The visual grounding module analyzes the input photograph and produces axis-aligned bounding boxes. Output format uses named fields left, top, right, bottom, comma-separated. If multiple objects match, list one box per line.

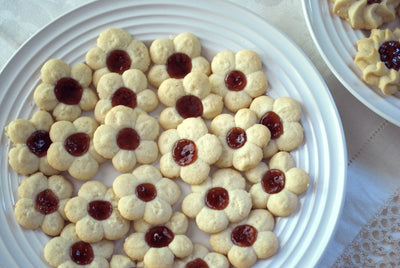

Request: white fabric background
left=1, top=0, right=400, bottom=267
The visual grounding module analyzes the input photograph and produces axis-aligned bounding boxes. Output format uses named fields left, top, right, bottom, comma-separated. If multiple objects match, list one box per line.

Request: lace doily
left=334, top=187, right=400, bottom=267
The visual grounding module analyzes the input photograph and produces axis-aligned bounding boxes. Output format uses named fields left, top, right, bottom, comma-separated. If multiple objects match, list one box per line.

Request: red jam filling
left=106, top=49, right=131, bottom=74
left=111, top=87, right=137, bottom=108
left=87, top=200, right=113, bottom=221
left=54, top=77, right=83, bottom=105
left=172, top=139, right=198, bottom=166
left=70, top=241, right=94, bottom=265
left=145, top=226, right=174, bottom=248
left=205, top=187, right=229, bottom=210
left=226, top=127, right=247, bottom=149
left=261, top=169, right=285, bottom=194
left=186, top=258, right=209, bottom=268
left=116, top=128, right=140, bottom=150
left=176, top=95, right=203, bottom=119
left=379, top=41, right=400, bottom=71
left=225, top=70, right=247, bottom=91
left=64, top=133, right=90, bottom=157
left=260, top=111, right=283, bottom=139
left=136, top=183, right=157, bottom=202
left=367, top=0, right=382, bottom=4
left=35, top=189, right=59, bottom=215
left=26, top=130, right=51, bottom=157
left=166, top=52, right=192, bottom=79
left=231, top=224, right=258, bottom=247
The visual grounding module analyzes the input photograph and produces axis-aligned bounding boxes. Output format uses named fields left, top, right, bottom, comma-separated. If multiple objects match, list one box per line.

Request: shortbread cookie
left=210, top=209, right=279, bottom=268
left=210, top=108, right=270, bottom=171
left=93, top=106, right=159, bottom=172
left=174, top=243, right=230, bottom=268
left=355, top=28, right=400, bottom=95
left=331, top=0, right=400, bottom=30
left=64, top=180, right=130, bottom=243
left=94, top=69, right=158, bottom=123
left=245, top=152, right=310, bottom=217
left=14, top=172, right=72, bottom=236
left=182, top=168, right=252, bottom=234
left=44, top=223, right=114, bottom=268
left=209, top=50, right=268, bottom=112
left=33, top=59, right=98, bottom=121
left=5, top=110, right=59, bottom=175
left=158, top=117, right=222, bottom=185
left=47, top=116, right=106, bottom=180
left=86, top=28, right=150, bottom=87
left=148, top=32, right=211, bottom=88
left=250, top=96, right=304, bottom=158
left=158, top=72, right=223, bottom=129
left=124, top=212, right=193, bottom=268
left=113, top=165, right=181, bottom=224
left=110, top=255, right=136, bottom=268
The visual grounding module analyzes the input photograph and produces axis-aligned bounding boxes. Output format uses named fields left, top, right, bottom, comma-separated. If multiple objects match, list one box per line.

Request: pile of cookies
left=5, top=28, right=310, bottom=268
left=331, top=0, right=400, bottom=95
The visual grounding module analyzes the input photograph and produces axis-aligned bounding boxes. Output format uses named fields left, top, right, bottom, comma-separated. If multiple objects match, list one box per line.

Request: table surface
left=1, top=0, right=399, bottom=267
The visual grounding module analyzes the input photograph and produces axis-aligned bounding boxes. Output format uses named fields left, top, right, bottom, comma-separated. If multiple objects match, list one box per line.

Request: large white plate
left=0, top=0, right=346, bottom=267
left=303, top=0, right=400, bottom=126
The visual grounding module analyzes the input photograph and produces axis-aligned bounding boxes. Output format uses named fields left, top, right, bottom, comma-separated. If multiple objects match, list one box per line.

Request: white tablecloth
left=1, top=0, right=400, bottom=267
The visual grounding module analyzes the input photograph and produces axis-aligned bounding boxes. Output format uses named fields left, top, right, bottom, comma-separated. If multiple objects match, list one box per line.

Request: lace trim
left=334, top=187, right=400, bottom=267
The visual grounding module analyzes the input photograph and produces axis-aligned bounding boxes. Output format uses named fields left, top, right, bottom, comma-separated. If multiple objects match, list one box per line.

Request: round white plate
left=303, top=0, right=400, bottom=126
left=0, top=0, right=346, bottom=267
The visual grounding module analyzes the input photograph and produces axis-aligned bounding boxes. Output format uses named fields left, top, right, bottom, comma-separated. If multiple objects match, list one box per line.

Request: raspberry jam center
left=136, top=183, right=157, bottom=202
left=26, top=130, right=51, bottom=157
left=261, top=169, right=285, bottom=194
left=379, top=41, right=400, bottom=71
left=226, top=127, right=247, bottom=149
left=64, top=133, right=90, bottom=157
left=111, top=87, right=137, bottom=108
left=35, top=189, right=59, bottom=215
left=205, top=187, right=229, bottom=210
left=116, top=128, right=140, bottom=150
left=225, top=70, right=247, bottom=91
left=145, top=226, right=174, bottom=248
left=87, top=200, right=113, bottom=221
left=231, top=224, right=258, bottom=247
left=166, top=52, right=192, bottom=79
left=70, top=241, right=94, bottom=265
left=176, top=95, right=203, bottom=119
left=260, top=111, right=283, bottom=139
left=54, top=77, right=83, bottom=105
left=106, top=49, right=131, bottom=74
left=172, top=139, right=198, bottom=166
left=186, top=258, right=209, bottom=268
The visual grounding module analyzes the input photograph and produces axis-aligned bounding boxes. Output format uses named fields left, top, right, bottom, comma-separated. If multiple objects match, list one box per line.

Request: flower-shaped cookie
left=158, top=72, right=223, bottom=130
left=210, top=108, right=270, bottom=171
left=93, top=106, right=159, bottom=172
left=14, top=172, right=72, bottom=236
left=33, top=59, right=98, bottom=121
left=113, top=165, right=181, bottom=224
left=209, top=49, right=268, bottom=112
left=147, top=32, right=211, bottom=88
left=158, top=117, right=222, bottom=185
left=245, top=151, right=310, bottom=217
left=47, top=116, right=106, bottom=181
left=355, top=28, right=400, bottom=95
left=94, top=69, right=158, bottom=123
left=174, top=243, right=229, bottom=268
left=124, top=212, right=193, bottom=268
left=332, top=0, right=400, bottom=30
left=249, top=95, right=304, bottom=158
left=210, top=209, right=279, bottom=268
left=44, top=223, right=114, bottom=268
left=110, top=255, right=136, bottom=268
left=5, top=110, right=59, bottom=175
left=64, top=180, right=130, bottom=243
left=86, top=28, right=150, bottom=87
left=182, top=168, right=252, bottom=234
